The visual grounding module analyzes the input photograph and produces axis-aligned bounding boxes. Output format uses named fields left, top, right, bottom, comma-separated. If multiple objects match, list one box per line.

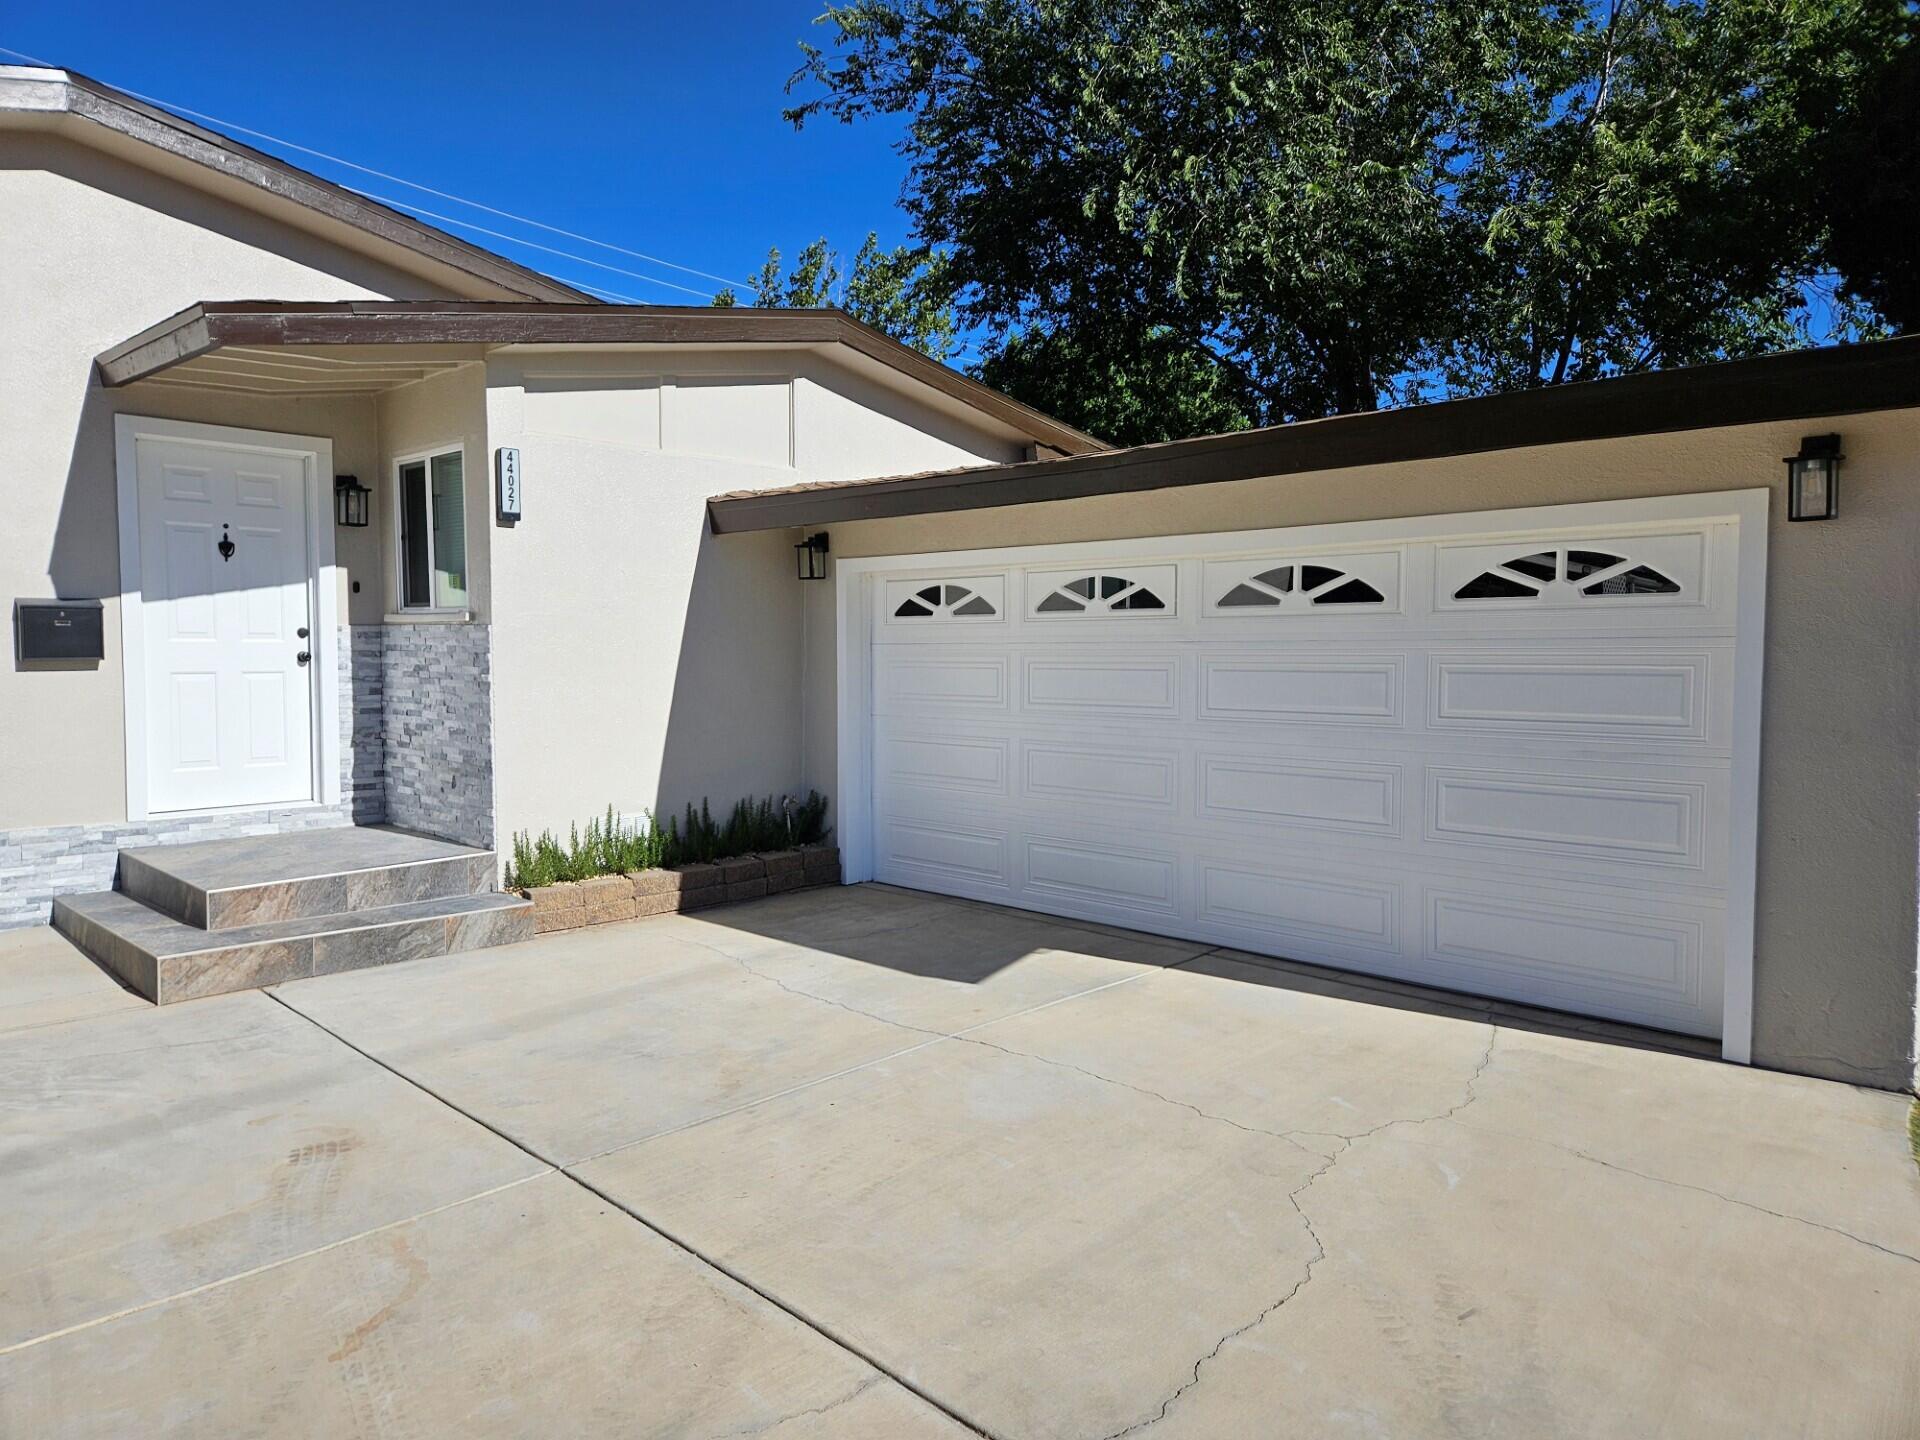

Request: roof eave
left=2, top=67, right=593, bottom=303
left=91, top=301, right=1106, bottom=455
left=704, top=337, right=1920, bottom=534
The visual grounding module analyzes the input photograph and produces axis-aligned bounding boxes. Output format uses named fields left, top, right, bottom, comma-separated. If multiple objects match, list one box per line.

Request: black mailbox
left=15, top=600, right=104, bottom=662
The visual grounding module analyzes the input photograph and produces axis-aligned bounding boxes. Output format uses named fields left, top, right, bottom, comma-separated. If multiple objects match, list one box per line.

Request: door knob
left=296, top=650, right=311, bottom=666
left=297, top=627, right=309, bottom=639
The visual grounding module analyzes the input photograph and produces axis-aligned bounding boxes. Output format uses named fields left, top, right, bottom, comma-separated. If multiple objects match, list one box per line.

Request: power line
left=571, top=280, right=649, bottom=303
left=349, top=190, right=717, bottom=299
left=0, top=43, right=750, bottom=292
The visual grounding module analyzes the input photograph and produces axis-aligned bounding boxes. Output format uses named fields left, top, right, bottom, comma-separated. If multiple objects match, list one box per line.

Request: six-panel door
left=134, top=435, right=316, bottom=814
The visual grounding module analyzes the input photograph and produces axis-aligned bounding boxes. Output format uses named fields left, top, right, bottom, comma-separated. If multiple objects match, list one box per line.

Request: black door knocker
left=217, top=524, right=235, bottom=562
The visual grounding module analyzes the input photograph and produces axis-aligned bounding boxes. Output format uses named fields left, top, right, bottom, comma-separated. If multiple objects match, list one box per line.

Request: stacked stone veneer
left=344, top=624, right=387, bottom=825
left=373, top=623, right=494, bottom=850
left=0, top=623, right=494, bottom=929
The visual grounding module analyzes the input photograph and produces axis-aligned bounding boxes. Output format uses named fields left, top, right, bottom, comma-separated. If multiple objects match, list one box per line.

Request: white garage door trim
left=115, top=414, right=340, bottom=822
left=834, top=490, right=1768, bottom=1063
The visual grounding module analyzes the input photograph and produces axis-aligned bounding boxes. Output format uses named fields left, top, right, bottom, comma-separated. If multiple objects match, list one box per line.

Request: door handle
left=296, top=650, right=311, bottom=666
left=297, top=627, right=309, bottom=639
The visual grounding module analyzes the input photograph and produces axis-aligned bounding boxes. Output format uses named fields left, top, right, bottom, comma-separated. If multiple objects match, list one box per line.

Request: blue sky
left=4, top=1, right=915, bottom=304
left=8, top=3, right=1865, bottom=376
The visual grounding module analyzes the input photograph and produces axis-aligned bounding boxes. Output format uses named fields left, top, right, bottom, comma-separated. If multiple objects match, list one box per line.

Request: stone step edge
left=117, top=848, right=497, bottom=930
left=53, top=891, right=534, bottom=1005
left=58, top=889, right=530, bottom=960
left=522, top=847, right=841, bottom=933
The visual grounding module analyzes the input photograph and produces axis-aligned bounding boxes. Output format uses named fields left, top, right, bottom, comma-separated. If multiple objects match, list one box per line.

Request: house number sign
left=495, top=447, right=522, bottom=523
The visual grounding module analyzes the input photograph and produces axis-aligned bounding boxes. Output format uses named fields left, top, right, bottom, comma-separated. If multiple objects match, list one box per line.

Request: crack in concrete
left=611, top=923, right=1530, bottom=1440
left=1093, top=1026, right=1499, bottom=1439
left=1098, top=1146, right=1340, bottom=1440
left=670, top=933, right=951, bottom=1043
left=1303, top=1028, right=1500, bottom=1148
left=1454, top=1120, right=1920, bottom=1268
left=950, top=1030, right=1326, bottom=1160
left=707, top=1372, right=886, bottom=1437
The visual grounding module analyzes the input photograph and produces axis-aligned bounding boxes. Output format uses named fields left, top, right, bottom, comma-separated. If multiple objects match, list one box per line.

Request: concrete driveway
left=3, top=884, right=1916, bottom=1438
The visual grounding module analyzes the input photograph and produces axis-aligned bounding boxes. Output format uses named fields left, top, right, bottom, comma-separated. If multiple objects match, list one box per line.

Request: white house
left=4, top=65, right=1917, bottom=1092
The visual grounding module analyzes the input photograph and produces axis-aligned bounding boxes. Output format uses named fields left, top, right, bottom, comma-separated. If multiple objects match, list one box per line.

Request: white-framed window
left=393, top=447, right=468, bottom=611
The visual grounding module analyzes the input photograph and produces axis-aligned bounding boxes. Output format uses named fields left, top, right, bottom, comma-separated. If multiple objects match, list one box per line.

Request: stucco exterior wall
left=485, top=349, right=1028, bottom=850
left=0, top=130, right=468, bottom=831
left=799, top=408, right=1920, bottom=1091
left=375, top=365, right=493, bottom=622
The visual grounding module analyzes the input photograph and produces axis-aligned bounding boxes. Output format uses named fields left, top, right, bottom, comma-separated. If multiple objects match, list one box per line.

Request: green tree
left=789, top=0, right=1913, bottom=432
left=1440, top=0, right=1912, bottom=390
left=978, top=328, right=1251, bottom=446
left=713, top=233, right=960, bottom=360
left=1818, top=35, right=1919, bottom=332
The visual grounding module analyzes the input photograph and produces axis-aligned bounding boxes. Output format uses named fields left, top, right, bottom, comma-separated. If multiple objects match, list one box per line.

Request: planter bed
left=522, top=845, right=841, bottom=934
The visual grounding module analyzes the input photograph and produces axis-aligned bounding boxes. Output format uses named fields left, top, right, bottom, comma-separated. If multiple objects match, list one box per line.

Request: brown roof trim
left=93, top=301, right=1107, bottom=454
left=2, top=66, right=592, bottom=303
left=705, top=336, right=1920, bottom=533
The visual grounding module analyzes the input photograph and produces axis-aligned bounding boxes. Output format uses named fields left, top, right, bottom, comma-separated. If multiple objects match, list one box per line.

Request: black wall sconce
left=796, top=531, right=829, bottom=580
left=334, top=474, right=371, bottom=528
left=1784, top=435, right=1841, bottom=521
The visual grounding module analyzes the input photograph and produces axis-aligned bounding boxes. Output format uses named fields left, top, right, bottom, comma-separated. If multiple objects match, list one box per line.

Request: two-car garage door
left=856, top=499, right=1763, bottom=1042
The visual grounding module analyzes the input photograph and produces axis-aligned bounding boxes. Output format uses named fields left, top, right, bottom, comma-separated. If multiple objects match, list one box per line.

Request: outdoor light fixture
left=796, top=531, right=829, bottom=580
left=1784, top=434, right=1842, bottom=521
left=334, top=475, right=371, bottom=528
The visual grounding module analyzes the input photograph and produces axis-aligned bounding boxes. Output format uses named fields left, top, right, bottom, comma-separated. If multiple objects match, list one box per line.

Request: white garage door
left=854, top=498, right=1765, bottom=1041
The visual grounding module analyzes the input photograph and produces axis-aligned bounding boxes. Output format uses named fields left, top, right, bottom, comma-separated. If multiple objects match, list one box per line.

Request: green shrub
left=664, top=797, right=723, bottom=865
left=505, top=791, right=831, bottom=889
left=788, top=790, right=829, bottom=846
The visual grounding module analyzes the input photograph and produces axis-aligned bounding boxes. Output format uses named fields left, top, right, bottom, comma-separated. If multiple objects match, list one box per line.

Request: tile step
left=53, top=889, right=533, bottom=1005
left=116, top=827, right=497, bottom=930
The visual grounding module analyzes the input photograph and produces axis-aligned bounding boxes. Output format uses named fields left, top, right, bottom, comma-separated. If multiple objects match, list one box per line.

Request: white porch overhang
left=93, top=301, right=1106, bottom=454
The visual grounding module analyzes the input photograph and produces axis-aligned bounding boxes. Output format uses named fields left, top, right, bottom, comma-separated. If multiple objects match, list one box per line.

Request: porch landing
left=52, top=827, right=531, bottom=1004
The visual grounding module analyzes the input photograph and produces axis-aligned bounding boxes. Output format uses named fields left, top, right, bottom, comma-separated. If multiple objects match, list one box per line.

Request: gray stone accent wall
left=0, top=804, right=355, bottom=930
left=0, top=623, right=494, bottom=929
left=344, top=625, right=388, bottom=825
left=381, top=623, right=494, bottom=850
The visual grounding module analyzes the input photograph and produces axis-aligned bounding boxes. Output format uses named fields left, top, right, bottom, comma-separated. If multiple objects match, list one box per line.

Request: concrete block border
left=523, top=845, right=841, bottom=934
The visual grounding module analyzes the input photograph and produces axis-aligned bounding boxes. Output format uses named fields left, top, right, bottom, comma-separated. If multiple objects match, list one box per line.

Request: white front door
left=129, top=429, right=318, bottom=813
left=856, top=497, right=1767, bottom=1042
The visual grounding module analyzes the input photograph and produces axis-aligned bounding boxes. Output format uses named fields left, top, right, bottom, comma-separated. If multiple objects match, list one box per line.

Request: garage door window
left=1035, top=574, right=1167, bottom=614
left=1217, top=563, right=1386, bottom=609
left=1455, top=546, right=1679, bottom=601
left=894, top=583, right=998, bottom=619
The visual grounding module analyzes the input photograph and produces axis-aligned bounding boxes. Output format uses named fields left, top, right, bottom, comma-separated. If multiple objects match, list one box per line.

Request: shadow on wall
left=14, top=373, right=110, bottom=667
left=651, top=520, right=813, bottom=834
left=645, top=358, right=1024, bottom=845
left=25, top=126, right=441, bottom=605
left=48, top=384, right=376, bottom=608
left=47, top=384, right=122, bottom=605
